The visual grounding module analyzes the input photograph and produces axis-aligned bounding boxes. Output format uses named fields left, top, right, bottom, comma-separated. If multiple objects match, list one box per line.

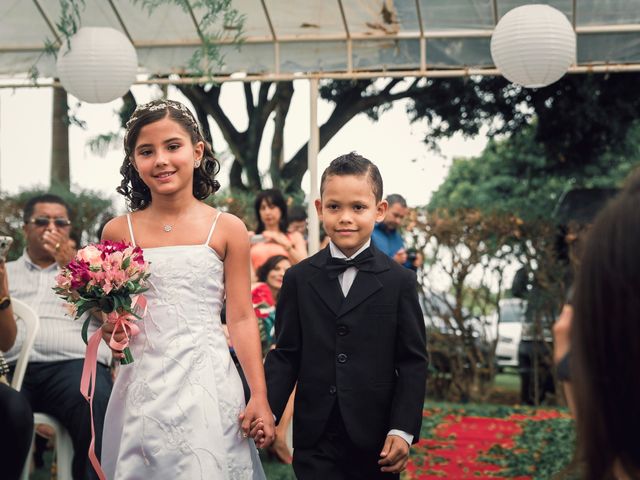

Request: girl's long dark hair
left=117, top=100, right=220, bottom=211
left=254, top=189, right=288, bottom=234
left=572, top=169, right=640, bottom=480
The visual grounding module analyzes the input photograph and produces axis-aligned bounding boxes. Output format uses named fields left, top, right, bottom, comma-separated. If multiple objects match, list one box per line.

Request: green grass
left=494, top=371, right=521, bottom=391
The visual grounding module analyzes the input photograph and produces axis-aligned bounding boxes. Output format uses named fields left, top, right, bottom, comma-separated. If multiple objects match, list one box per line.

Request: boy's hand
left=378, top=435, right=410, bottom=473
left=238, top=395, right=275, bottom=449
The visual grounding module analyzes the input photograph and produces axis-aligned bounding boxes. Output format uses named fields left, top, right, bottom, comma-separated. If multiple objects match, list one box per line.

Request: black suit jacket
left=264, top=244, right=428, bottom=451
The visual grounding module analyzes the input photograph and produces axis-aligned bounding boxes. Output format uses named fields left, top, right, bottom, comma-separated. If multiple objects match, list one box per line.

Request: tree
left=50, top=86, right=70, bottom=190
left=428, top=122, right=640, bottom=220
left=178, top=78, right=431, bottom=193
left=408, top=73, right=640, bottom=172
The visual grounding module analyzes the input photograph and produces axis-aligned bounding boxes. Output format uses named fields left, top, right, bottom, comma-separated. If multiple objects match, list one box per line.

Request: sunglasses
left=29, top=217, right=72, bottom=228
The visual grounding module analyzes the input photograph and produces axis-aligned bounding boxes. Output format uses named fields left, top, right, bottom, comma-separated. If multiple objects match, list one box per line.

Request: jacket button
left=337, top=353, right=348, bottom=363
left=336, top=325, right=349, bottom=336
left=329, top=385, right=337, bottom=395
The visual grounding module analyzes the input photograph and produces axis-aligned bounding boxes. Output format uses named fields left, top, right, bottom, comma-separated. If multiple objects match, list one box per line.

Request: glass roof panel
left=352, top=38, right=421, bottom=70
left=578, top=33, right=640, bottom=64
left=576, top=0, right=640, bottom=26
left=343, top=0, right=402, bottom=35
left=497, top=0, right=573, bottom=23
left=420, top=0, right=495, bottom=31
left=266, top=0, right=345, bottom=37
left=280, top=41, right=348, bottom=73
left=427, top=37, right=493, bottom=67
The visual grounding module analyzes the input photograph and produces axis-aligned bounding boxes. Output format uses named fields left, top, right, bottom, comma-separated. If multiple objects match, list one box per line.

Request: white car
left=495, top=298, right=527, bottom=370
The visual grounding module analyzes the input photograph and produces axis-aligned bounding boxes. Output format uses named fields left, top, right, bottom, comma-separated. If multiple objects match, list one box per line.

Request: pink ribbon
left=80, top=294, right=147, bottom=480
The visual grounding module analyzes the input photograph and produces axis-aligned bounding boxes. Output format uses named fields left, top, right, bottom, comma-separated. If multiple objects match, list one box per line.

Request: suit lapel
left=337, top=245, right=391, bottom=318
left=308, top=247, right=344, bottom=316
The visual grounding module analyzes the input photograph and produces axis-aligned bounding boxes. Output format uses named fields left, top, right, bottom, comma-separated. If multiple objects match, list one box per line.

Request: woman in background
left=249, top=190, right=306, bottom=276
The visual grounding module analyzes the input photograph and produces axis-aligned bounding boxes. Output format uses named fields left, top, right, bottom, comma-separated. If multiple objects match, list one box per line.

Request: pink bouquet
left=54, top=240, right=150, bottom=365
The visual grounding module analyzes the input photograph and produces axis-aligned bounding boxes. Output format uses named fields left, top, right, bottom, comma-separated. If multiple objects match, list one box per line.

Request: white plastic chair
left=10, top=298, right=74, bottom=480
left=10, top=298, right=40, bottom=391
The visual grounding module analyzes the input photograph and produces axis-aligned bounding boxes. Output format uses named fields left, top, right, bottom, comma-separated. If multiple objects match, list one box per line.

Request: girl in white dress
left=100, top=99, right=274, bottom=479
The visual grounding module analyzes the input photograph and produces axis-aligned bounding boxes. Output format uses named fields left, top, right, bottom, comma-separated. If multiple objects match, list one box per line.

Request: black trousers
left=0, top=382, right=34, bottom=480
left=11, top=359, right=112, bottom=480
left=293, top=404, right=400, bottom=480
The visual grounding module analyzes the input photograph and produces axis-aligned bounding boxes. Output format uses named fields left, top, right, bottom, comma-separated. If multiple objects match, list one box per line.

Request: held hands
left=378, top=435, right=410, bottom=474
left=238, top=395, right=275, bottom=449
left=42, top=230, right=75, bottom=267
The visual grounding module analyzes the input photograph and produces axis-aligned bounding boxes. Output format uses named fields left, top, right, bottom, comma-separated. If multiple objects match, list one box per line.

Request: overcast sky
left=0, top=80, right=487, bottom=212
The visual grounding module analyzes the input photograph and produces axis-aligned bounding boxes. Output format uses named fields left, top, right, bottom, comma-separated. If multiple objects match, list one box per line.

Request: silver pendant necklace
left=163, top=224, right=173, bottom=232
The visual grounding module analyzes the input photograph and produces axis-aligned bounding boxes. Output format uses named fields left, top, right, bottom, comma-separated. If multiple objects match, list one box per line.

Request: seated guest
left=250, top=189, right=307, bottom=275
left=3, top=194, right=112, bottom=480
left=252, top=255, right=292, bottom=356
left=0, top=257, right=34, bottom=480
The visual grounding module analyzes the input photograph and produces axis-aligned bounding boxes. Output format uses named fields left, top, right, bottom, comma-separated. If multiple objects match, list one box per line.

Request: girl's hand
left=101, top=322, right=127, bottom=360
left=239, top=394, right=275, bottom=448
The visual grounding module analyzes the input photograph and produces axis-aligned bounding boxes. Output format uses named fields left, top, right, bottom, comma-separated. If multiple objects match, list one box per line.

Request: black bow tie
left=326, top=248, right=375, bottom=279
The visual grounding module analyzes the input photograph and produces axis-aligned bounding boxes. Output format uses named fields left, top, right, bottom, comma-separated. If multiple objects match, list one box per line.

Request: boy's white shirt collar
left=327, top=238, right=413, bottom=446
left=328, top=239, right=371, bottom=260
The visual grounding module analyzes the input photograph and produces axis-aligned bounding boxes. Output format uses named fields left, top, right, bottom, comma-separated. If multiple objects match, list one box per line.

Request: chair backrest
left=10, top=298, right=40, bottom=391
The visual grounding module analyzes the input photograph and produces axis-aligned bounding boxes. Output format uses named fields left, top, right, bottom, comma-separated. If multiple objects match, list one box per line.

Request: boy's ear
left=376, top=200, right=388, bottom=223
left=314, top=198, right=323, bottom=220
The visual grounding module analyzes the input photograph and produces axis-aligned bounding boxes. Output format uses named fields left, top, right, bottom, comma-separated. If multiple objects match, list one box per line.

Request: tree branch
left=244, top=82, right=255, bottom=116
left=270, top=82, right=294, bottom=188
left=178, top=84, right=243, bottom=160
left=282, top=79, right=430, bottom=192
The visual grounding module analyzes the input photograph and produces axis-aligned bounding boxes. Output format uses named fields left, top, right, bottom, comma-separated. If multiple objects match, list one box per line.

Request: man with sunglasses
left=3, top=194, right=112, bottom=480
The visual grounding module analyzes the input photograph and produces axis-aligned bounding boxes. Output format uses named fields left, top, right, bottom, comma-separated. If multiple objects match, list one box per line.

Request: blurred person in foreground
left=557, top=169, right=640, bottom=480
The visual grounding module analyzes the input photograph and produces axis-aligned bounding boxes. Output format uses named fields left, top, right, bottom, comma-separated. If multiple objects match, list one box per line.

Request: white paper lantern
left=490, top=4, right=576, bottom=88
left=56, top=27, right=137, bottom=103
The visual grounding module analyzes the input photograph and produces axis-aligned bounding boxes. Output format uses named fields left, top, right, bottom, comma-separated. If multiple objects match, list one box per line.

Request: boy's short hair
left=320, top=152, right=383, bottom=202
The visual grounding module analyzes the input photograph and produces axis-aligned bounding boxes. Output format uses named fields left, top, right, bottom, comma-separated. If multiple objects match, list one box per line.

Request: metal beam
left=2, top=21, right=640, bottom=54
left=107, top=0, right=134, bottom=44
left=4, top=62, right=640, bottom=90
left=31, top=0, right=61, bottom=46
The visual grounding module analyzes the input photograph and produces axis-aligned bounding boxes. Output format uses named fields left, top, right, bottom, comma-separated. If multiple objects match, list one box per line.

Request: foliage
left=412, top=208, right=523, bottom=401
left=132, top=0, right=244, bottom=77
left=409, top=73, right=640, bottom=171
left=480, top=415, right=578, bottom=479
left=409, top=402, right=576, bottom=479
left=0, top=186, right=116, bottom=261
left=428, top=123, right=640, bottom=221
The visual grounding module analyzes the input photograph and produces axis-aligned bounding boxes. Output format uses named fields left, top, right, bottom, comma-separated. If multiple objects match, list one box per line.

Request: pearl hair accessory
left=124, top=100, right=201, bottom=151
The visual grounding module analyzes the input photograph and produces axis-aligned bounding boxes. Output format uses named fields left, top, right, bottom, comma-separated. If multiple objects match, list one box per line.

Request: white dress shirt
left=3, top=251, right=112, bottom=366
left=328, top=240, right=414, bottom=446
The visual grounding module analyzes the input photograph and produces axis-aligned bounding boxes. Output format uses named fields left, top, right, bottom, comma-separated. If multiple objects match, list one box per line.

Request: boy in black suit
left=261, top=152, right=428, bottom=479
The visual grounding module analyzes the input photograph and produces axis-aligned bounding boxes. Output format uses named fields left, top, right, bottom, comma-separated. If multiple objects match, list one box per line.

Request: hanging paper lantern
left=56, top=27, right=137, bottom=103
left=490, top=5, right=576, bottom=88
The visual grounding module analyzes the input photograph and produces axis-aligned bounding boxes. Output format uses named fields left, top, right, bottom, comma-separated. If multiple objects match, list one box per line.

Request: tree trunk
left=51, top=86, right=70, bottom=190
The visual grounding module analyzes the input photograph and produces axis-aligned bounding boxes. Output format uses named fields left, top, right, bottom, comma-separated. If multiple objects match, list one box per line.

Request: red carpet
left=406, top=408, right=569, bottom=479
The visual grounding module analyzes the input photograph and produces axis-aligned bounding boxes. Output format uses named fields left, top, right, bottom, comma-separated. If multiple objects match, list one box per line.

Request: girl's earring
left=194, top=159, right=201, bottom=168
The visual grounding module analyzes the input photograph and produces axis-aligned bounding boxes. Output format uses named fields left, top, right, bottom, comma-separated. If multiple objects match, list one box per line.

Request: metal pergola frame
left=3, top=0, right=640, bottom=253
